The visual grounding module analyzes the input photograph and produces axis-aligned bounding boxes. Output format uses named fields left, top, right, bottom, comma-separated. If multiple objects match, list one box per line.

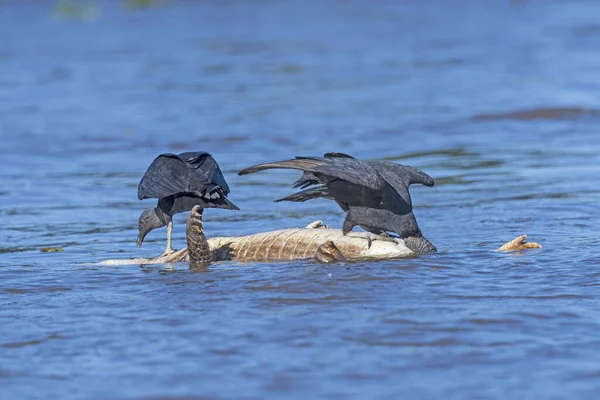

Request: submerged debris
left=40, top=247, right=64, bottom=253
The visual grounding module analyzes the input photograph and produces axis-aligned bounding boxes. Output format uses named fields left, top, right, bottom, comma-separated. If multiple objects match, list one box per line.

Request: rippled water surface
left=2, top=1, right=600, bottom=398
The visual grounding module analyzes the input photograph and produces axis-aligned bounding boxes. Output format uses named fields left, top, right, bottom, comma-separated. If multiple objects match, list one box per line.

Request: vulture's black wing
left=239, top=156, right=385, bottom=191
left=184, top=152, right=232, bottom=195
left=371, top=161, right=434, bottom=207
left=240, top=156, right=412, bottom=214
left=292, top=152, right=355, bottom=189
left=239, top=155, right=434, bottom=217
left=138, top=152, right=230, bottom=200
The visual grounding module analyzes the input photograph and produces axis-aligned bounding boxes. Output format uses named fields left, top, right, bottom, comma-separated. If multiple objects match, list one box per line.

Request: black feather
left=239, top=153, right=435, bottom=252
left=139, top=151, right=239, bottom=212
left=275, top=186, right=330, bottom=203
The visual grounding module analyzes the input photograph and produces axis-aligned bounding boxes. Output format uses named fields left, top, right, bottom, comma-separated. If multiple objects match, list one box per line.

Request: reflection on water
left=1, top=0, right=600, bottom=398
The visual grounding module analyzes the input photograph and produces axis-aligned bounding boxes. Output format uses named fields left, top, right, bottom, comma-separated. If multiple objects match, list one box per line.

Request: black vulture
left=137, top=151, right=239, bottom=255
left=238, top=153, right=436, bottom=253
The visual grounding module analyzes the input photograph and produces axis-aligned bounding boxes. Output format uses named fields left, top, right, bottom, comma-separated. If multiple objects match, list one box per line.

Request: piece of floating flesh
left=496, top=235, right=542, bottom=252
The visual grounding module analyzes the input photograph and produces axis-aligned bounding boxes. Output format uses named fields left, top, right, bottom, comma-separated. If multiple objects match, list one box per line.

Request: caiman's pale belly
left=101, top=228, right=413, bottom=265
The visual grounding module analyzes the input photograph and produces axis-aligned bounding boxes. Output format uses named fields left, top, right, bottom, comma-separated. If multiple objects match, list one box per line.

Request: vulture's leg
left=163, top=215, right=175, bottom=255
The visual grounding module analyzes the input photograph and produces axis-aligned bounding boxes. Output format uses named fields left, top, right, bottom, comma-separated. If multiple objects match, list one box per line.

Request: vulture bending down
left=238, top=153, right=436, bottom=254
left=137, top=151, right=239, bottom=255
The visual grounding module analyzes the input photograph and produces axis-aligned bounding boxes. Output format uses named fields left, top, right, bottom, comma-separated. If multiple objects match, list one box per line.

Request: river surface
left=1, top=1, right=600, bottom=398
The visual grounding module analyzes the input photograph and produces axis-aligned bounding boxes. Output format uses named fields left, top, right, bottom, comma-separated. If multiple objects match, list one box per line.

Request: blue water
left=2, top=0, right=600, bottom=398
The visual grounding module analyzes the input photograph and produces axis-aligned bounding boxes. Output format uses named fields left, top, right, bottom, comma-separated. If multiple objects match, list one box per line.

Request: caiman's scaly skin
left=101, top=220, right=412, bottom=266
left=186, top=206, right=212, bottom=264
left=205, top=227, right=409, bottom=262
left=100, top=217, right=541, bottom=266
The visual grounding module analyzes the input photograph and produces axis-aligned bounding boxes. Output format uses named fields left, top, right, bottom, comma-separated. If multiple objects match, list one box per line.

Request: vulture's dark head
left=137, top=208, right=166, bottom=247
